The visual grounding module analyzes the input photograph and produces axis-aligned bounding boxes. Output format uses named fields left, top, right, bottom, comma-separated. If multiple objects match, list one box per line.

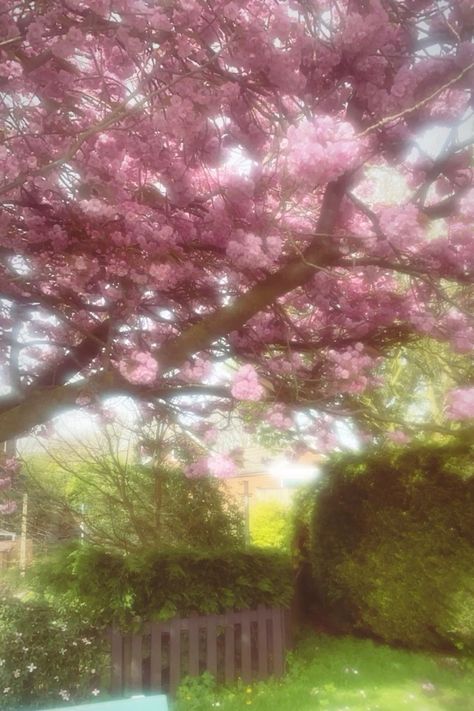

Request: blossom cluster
left=231, top=365, right=265, bottom=401
left=186, top=452, right=236, bottom=479
left=326, top=345, right=377, bottom=395
left=118, top=351, right=159, bottom=385
left=284, top=117, right=364, bottom=188
left=445, top=388, right=474, bottom=420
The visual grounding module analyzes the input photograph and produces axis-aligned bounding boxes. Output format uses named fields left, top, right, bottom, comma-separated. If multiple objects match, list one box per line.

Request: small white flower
left=60, top=648, right=67, bottom=655
left=3, top=688, right=10, bottom=694
left=92, top=689, right=100, bottom=696
left=26, top=663, right=37, bottom=673
left=72, top=641, right=78, bottom=646
left=59, top=690, right=70, bottom=701
left=22, top=647, right=29, bottom=652
left=13, top=669, right=21, bottom=678
left=91, top=669, right=96, bottom=674
left=0, top=659, right=4, bottom=666
left=82, top=637, right=91, bottom=645
left=54, top=676, right=59, bottom=681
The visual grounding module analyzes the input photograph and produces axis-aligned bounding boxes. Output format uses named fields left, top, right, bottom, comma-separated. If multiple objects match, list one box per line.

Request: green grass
left=175, top=635, right=474, bottom=710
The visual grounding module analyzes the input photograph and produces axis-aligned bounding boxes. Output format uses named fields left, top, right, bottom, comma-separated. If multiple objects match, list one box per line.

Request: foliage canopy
left=0, top=0, right=473, bottom=455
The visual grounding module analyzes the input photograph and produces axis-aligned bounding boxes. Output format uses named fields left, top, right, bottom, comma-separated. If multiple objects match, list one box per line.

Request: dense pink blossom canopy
left=0, top=0, right=473, bottom=456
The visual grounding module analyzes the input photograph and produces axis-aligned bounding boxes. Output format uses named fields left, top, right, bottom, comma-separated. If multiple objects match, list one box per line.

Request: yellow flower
left=246, top=687, right=252, bottom=694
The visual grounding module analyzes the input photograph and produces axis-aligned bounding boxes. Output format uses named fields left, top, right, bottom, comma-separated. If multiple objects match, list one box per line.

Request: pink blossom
left=226, top=232, right=267, bottom=270
left=118, top=351, right=159, bottom=385
left=0, top=501, right=17, bottom=515
left=202, top=427, right=218, bottom=444
left=266, top=405, right=293, bottom=430
left=388, top=430, right=410, bottom=445
left=79, top=199, right=116, bottom=219
left=207, top=453, right=236, bottom=478
left=150, top=10, right=173, bottom=31
left=185, top=458, right=209, bottom=478
left=231, top=365, right=264, bottom=401
left=186, top=452, right=236, bottom=479
left=149, top=263, right=178, bottom=289
left=446, top=388, right=474, bottom=420
left=285, top=116, right=364, bottom=187
left=181, top=358, right=211, bottom=382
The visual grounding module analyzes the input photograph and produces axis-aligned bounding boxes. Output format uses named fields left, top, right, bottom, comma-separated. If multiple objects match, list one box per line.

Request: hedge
left=310, top=438, right=474, bottom=651
left=34, top=544, right=293, bottom=628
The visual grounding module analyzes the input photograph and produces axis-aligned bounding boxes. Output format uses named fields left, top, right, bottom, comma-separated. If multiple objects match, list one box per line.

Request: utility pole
left=19, top=492, right=28, bottom=575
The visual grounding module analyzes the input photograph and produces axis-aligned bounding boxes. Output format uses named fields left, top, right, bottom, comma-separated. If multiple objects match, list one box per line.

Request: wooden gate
left=110, top=606, right=289, bottom=696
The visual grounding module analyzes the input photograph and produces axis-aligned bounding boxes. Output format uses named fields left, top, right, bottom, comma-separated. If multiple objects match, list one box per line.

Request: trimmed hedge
left=310, top=438, right=474, bottom=651
left=34, top=544, right=293, bottom=628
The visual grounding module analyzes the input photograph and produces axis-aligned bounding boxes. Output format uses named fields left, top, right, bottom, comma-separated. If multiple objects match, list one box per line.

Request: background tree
left=0, top=1, right=473, bottom=458
left=22, top=421, right=244, bottom=553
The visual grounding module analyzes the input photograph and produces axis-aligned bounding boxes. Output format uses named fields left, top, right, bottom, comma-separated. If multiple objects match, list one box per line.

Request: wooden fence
left=110, top=606, right=290, bottom=696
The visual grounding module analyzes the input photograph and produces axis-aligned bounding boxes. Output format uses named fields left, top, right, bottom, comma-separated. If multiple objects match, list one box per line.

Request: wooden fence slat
left=169, top=619, right=181, bottom=695
left=150, top=622, right=163, bottom=690
left=240, top=610, right=252, bottom=683
left=224, top=613, right=235, bottom=683
left=270, top=608, right=284, bottom=677
left=284, top=609, right=293, bottom=650
left=110, top=628, right=123, bottom=694
left=130, top=633, right=143, bottom=689
left=257, top=605, right=268, bottom=679
left=206, top=615, right=217, bottom=677
left=188, top=615, right=200, bottom=677
left=123, top=634, right=132, bottom=692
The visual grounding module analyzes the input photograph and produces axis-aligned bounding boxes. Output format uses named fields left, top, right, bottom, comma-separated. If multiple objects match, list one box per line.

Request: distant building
left=222, top=448, right=322, bottom=506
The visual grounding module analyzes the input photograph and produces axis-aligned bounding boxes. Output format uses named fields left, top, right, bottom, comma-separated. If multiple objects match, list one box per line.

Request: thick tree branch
left=0, top=320, right=111, bottom=415
left=0, top=178, right=348, bottom=441
left=157, top=177, right=348, bottom=369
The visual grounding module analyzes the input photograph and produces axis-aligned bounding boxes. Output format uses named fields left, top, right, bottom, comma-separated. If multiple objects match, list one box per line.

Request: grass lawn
left=175, top=635, right=474, bottom=710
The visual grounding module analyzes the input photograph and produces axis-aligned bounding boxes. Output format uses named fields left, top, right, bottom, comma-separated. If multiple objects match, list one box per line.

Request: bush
left=249, top=499, right=292, bottom=550
left=0, top=594, right=108, bottom=710
left=310, top=438, right=474, bottom=651
left=34, top=544, right=293, bottom=628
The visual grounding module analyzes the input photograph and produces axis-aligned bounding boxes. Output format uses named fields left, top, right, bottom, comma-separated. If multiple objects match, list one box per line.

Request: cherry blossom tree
left=1, top=0, right=473, bottom=455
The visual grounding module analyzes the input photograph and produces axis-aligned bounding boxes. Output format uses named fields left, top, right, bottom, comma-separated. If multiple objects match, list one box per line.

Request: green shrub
left=310, top=438, right=474, bottom=651
left=0, top=594, right=108, bottom=710
left=249, top=499, right=292, bottom=550
left=34, top=544, right=293, bottom=628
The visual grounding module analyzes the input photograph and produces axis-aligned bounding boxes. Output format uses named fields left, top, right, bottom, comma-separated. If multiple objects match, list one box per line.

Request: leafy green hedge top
left=312, top=438, right=474, bottom=556
left=34, top=545, right=293, bottom=629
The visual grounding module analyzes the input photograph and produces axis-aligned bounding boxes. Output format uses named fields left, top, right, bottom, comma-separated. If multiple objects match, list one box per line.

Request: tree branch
left=0, top=177, right=348, bottom=441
